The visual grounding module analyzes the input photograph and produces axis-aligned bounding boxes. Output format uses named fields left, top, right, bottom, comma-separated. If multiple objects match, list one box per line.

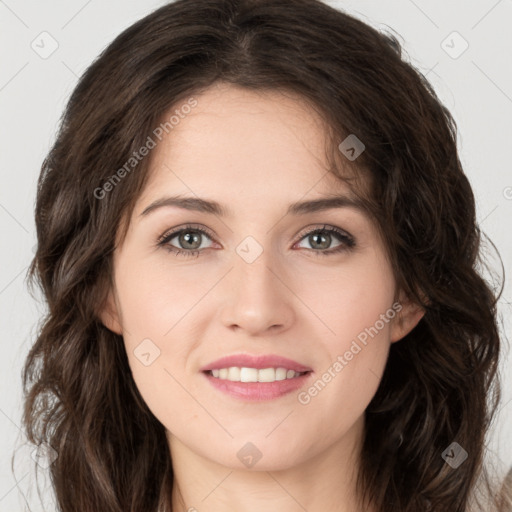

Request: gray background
left=1, top=0, right=511, bottom=510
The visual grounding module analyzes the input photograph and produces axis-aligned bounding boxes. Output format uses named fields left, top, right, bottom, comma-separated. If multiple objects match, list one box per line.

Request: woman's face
left=101, top=82, right=422, bottom=471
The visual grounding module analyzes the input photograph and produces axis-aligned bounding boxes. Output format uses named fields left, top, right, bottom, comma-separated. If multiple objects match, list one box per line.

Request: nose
left=218, top=246, right=295, bottom=336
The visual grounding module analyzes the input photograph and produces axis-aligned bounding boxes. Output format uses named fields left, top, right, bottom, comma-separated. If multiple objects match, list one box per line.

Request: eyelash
left=156, top=223, right=356, bottom=259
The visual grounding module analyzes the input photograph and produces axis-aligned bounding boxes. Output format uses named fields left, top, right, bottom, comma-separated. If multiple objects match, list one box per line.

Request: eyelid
left=157, top=223, right=217, bottom=245
left=294, top=223, right=353, bottom=243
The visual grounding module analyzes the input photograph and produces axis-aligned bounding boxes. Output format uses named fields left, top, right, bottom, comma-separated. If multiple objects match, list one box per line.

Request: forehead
left=137, top=82, right=363, bottom=213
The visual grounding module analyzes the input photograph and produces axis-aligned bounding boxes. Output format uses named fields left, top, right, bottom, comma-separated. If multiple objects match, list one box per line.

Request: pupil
left=312, top=233, right=329, bottom=249
left=181, top=231, right=200, bottom=249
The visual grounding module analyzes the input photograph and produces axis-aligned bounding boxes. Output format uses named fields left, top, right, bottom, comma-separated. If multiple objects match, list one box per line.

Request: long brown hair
left=22, top=0, right=510, bottom=510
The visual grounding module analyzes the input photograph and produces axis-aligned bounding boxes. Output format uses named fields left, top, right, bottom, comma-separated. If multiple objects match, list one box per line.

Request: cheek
left=294, top=243, right=396, bottom=347
left=113, top=256, right=213, bottom=429
left=115, top=252, right=213, bottom=344
left=293, top=248, right=395, bottom=419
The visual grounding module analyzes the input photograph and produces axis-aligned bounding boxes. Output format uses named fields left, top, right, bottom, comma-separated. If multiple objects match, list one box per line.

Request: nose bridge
left=232, top=235, right=282, bottom=304
left=218, top=234, right=294, bottom=334
left=235, top=244, right=275, bottom=292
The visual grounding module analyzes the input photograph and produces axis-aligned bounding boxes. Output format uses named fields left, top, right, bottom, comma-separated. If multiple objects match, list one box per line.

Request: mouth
left=200, top=354, right=313, bottom=401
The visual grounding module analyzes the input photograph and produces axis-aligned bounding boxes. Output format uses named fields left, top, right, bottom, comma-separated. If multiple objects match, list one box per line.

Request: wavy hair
left=22, top=0, right=510, bottom=510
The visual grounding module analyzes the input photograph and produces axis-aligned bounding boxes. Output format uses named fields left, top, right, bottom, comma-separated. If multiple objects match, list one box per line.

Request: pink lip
left=200, top=353, right=312, bottom=373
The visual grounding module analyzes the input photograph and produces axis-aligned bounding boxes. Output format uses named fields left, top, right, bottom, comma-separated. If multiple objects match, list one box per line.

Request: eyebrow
left=138, top=194, right=367, bottom=218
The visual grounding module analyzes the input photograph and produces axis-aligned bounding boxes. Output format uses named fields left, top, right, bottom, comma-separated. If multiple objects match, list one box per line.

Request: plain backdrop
left=0, top=0, right=511, bottom=510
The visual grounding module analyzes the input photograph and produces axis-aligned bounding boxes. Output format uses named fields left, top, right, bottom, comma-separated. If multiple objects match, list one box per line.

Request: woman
left=22, top=0, right=511, bottom=510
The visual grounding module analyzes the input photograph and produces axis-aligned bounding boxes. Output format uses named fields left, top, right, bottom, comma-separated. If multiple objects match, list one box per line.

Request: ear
left=98, top=288, right=123, bottom=335
left=390, top=291, right=425, bottom=343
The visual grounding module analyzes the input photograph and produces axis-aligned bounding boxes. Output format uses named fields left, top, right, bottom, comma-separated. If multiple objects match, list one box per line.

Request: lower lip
left=202, top=371, right=313, bottom=401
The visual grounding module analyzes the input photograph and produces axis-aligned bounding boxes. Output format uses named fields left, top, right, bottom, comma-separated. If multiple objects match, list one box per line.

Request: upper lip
left=200, top=354, right=312, bottom=373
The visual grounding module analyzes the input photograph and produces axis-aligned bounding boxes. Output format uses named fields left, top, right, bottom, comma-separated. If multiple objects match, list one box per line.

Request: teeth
left=228, top=367, right=241, bottom=381
left=240, top=367, right=258, bottom=382
left=275, top=368, right=287, bottom=380
left=209, top=366, right=305, bottom=382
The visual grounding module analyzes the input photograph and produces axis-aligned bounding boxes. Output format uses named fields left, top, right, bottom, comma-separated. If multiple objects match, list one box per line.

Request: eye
left=294, top=225, right=355, bottom=256
left=156, top=224, right=216, bottom=258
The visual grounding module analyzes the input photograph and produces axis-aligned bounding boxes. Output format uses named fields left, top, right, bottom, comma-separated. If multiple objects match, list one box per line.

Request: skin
left=100, top=82, right=424, bottom=512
